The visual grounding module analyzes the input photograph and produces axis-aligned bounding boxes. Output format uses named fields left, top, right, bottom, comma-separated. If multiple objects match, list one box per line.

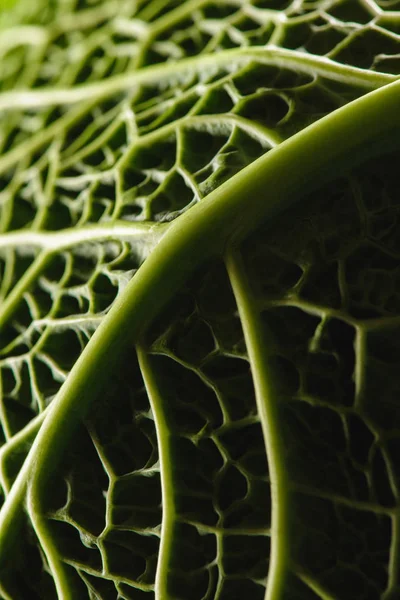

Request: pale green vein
left=61, top=116, right=123, bottom=169
left=0, top=247, right=15, bottom=302
left=0, top=98, right=99, bottom=175
left=0, top=582, right=14, bottom=600
left=294, top=568, right=338, bottom=600
left=290, top=482, right=393, bottom=516
left=0, top=251, right=49, bottom=332
left=141, top=113, right=282, bottom=148
left=0, top=25, right=48, bottom=49
left=359, top=0, right=380, bottom=18
left=0, top=408, right=48, bottom=494
left=354, top=326, right=367, bottom=409
left=73, top=560, right=155, bottom=591
left=0, top=373, right=9, bottom=444
left=137, top=0, right=174, bottom=22
left=29, top=315, right=103, bottom=330
left=51, top=0, right=124, bottom=33
left=149, top=0, right=210, bottom=38
left=179, top=519, right=271, bottom=536
left=0, top=222, right=167, bottom=336
left=225, top=247, right=289, bottom=600
left=32, top=139, right=62, bottom=231
left=0, top=46, right=393, bottom=112
left=27, top=505, right=78, bottom=599
left=137, top=346, right=176, bottom=600
left=64, top=111, right=282, bottom=171
left=0, top=44, right=394, bottom=177
left=384, top=512, right=400, bottom=599
left=0, top=220, right=167, bottom=251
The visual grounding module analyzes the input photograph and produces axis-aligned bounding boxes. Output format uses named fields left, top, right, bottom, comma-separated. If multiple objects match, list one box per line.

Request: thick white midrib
left=225, top=248, right=289, bottom=600
left=137, top=347, right=176, bottom=600
left=0, top=46, right=393, bottom=112
left=0, top=221, right=165, bottom=251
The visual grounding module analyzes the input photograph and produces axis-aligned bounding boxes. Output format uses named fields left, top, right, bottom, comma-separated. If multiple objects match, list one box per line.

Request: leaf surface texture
left=1, top=1, right=400, bottom=599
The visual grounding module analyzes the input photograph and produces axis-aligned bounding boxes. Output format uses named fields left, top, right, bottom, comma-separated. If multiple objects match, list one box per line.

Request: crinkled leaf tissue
left=1, top=0, right=400, bottom=599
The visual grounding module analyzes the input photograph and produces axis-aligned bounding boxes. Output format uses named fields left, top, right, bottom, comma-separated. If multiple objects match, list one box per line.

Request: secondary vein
left=225, top=246, right=290, bottom=600
left=0, top=221, right=167, bottom=251
left=0, top=46, right=393, bottom=112
left=137, top=346, right=176, bottom=600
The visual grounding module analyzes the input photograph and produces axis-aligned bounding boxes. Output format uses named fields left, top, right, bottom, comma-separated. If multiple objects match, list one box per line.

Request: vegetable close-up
left=1, top=0, right=400, bottom=599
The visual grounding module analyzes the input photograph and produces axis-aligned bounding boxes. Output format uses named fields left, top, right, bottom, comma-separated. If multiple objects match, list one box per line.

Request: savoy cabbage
left=1, top=0, right=400, bottom=599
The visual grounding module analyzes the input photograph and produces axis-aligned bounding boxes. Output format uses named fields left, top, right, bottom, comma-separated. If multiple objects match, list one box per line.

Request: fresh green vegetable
left=1, top=1, right=400, bottom=598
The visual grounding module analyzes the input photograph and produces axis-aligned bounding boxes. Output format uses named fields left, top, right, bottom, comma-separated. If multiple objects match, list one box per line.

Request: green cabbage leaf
left=1, top=1, right=400, bottom=599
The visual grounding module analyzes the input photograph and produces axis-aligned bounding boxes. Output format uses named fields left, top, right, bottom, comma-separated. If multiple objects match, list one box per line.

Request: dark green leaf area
left=118, top=584, right=154, bottom=600
left=222, top=533, right=270, bottom=578
left=168, top=317, right=215, bottom=366
left=102, top=530, right=159, bottom=583
left=112, top=474, right=162, bottom=530
left=180, top=129, right=230, bottom=174
left=41, top=329, right=83, bottom=372
left=233, top=64, right=312, bottom=97
left=0, top=367, right=37, bottom=430
left=335, top=28, right=400, bottom=70
left=93, top=401, right=156, bottom=478
left=328, top=0, right=373, bottom=25
left=282, top=401, right=359, bottom=495
left=304, top=349, right=355, bottom=409
left=147, top=351, right=271, bottom=589
left=244, top=150, right=400, bottom=319
left=347, top=414, right=375, bottom=467
left=167, top=523, right=217, bottom=600
left=242, top=243, right=304, bottom=300
left=262, top=307, right=320, bottom=356
left=47, top=519, right=103, bottom=570
left=169, top=522, right=217, bottom=571
left=0, top=414, right=38, bottom=491
left=244, top=184, right=361, bottom=311
left=292, top=495, right=390, bottom=599
left=152, top=362, right=257, bottom=490
left=346, top=244, right=400, bottom=319
left=0, top=531, right=59, bottom=600
left=195, top=129, right=267, bottom=197
left=283, top=573, right=322, bottom=599
left=28, top=351, right=162, bottom=595
left=196, top=262, right=246, bottom=352
left=167, top=531, right=268, bottom=600
left=7, top=193, right=36, bottom=230
left=167, top=568, right=213, bottom=600
left=363, top=339, right=400, bottom=432
left=218, top=578, right=266, bottom=600
left=148, top=259, right=247, bottom=359
left=236, top=92, right=289, bottom=127
left=305, top=25, right=348, bottom=57
left=79, top=573, right=121, bottom=600
left=262, top=307, right=356, bottom=409
left=44, top=430, right=108, bottom=535
left=151, top=355, right=224, bottom=431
